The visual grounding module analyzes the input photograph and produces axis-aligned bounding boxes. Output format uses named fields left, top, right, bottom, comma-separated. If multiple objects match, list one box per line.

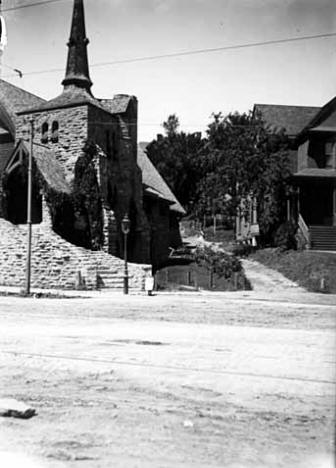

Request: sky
left=1, top=0, right=336, bottom=141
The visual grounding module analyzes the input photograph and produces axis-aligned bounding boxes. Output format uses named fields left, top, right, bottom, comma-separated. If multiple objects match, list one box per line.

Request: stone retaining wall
left=0, top=217, right=151, bottom=292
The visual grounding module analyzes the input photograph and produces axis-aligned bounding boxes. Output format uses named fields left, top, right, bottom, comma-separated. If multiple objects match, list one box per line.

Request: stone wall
left=0, top=216, right=151, bottom=292
left=16, top=106, right=88, bottom=180
left=88, top=107, right=151, bottom=264
left=88, top=106, right=118, bottom=158
left=144, top=196, right=171, bottom=269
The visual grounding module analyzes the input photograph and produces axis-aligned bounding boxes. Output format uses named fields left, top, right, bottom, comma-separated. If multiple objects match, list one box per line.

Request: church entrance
left=3, top=164, right=42, bottom=225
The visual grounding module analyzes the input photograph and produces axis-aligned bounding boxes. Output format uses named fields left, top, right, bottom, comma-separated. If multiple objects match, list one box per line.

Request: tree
left=162, top=114, right=180, bottom=137
left=146, top=116, right=205, bottom=210
left=196, top=111, right=292, bottom=244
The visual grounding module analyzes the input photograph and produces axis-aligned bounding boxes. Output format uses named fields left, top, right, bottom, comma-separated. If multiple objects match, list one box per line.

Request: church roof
left=0, top=141, right=14, bottom=175
left=137, top=144, right=185, bottom=215
left=62, top=0, right=92, bottom=92
left=99, top=95, right=132, bottom=114
left=18, top=0, right=99, bottom=115
left=18, top=86, right=107, bottom=114
left=253, top=103, right=320, bottom=138
left=31, top=142, right=71, bottom=193
left=0, top=79, right=45, bottom=133
left=5, top=140, right=71, bottom=194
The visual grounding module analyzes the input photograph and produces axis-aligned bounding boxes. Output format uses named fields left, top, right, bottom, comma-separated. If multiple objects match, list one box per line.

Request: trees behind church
left=146, top=114, right=204, bottom=211
left=146, top=112, right=293, bottom=247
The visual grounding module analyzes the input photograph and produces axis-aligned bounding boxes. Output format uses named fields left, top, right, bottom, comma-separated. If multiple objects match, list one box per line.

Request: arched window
left=51, top=121, right=59, bottom=143
left=41, top=122, right=48, bottom=144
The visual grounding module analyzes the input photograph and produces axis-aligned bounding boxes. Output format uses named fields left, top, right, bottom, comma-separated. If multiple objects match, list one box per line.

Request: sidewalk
left=0, top=284, right=336, bottom=308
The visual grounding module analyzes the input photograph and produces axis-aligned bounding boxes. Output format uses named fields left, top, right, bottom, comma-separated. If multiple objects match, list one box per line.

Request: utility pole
left=121, top=214, right=130, bottom=295
left=25, top=119, right=34, bottom=295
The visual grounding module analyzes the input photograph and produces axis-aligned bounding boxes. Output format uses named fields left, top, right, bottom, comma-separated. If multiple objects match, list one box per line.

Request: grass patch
left=251, top=248, right=336, bottom=293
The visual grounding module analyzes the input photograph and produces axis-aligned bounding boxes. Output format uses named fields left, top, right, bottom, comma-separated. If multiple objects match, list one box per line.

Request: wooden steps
left=309, top=225, right=336, bottom=251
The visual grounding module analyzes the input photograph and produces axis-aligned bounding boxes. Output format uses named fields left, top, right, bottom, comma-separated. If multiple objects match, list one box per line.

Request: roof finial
left=62, top=0, right=92, bottom=93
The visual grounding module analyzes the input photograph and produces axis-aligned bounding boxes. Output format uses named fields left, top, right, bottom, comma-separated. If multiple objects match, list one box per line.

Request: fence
left=155, top=264, right=250, bottom=291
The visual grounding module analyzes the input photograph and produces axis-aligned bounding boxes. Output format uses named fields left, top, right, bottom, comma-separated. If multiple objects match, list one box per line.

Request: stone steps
left=0, top=218, right=150, bottom=291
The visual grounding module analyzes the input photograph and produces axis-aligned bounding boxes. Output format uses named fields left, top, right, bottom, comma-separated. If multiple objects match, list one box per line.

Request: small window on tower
left=41, top=122, right=48, bottom=144
left=51, top=121, right=59, bottom=143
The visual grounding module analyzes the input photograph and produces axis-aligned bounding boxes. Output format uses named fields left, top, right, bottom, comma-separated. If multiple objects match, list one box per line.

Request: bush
left=232, top=243, right=256, bottom=258
left=194, top=246, right=241, bottom=279
left=272, top=220, right=297, bottom=250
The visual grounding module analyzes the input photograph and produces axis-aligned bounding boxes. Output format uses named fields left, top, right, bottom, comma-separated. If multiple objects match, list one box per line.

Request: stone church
left=0, top=0, right=185, bottom=290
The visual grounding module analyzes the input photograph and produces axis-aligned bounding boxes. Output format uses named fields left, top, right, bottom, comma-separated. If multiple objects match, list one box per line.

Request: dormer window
left=41, top=122, right=48, bottom=144
left=51, top=121, right=59, bottom=143
left=325, top=141, right=335, bottom=169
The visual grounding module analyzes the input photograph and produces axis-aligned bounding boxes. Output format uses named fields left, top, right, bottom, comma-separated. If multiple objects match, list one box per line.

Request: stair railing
left=298, top=213, right=311, bottom=249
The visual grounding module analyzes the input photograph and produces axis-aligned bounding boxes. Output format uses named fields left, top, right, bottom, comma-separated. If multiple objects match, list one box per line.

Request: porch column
left=296, top=186, right=300, bottom=215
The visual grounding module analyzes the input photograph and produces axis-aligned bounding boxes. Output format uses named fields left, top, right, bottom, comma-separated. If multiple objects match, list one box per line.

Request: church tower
left=62, top=0, right=93, bottom=94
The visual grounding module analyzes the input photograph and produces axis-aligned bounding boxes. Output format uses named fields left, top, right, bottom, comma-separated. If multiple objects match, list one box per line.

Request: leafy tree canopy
left=146, top=111, right=293, bottom=246
left=198, top=111, right=292, bottom=244
left=146, top=115, right=204, bottom=209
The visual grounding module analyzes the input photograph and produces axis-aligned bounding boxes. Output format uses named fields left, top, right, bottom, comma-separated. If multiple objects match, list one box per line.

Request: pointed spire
left=62, top=0, right=92, bottom=93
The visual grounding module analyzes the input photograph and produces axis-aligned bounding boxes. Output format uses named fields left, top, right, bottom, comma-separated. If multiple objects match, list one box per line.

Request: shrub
left=194, top=246, right=241, bottom=279
left=232, top=243, right=256, bottom=258
left=272, top=220, right=297, bottom=251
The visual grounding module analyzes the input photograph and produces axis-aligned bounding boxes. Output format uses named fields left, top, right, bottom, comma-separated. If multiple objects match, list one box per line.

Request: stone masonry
left=0, top=213, right=151, bottom=291
left=16, top=106, right=88, bottom=181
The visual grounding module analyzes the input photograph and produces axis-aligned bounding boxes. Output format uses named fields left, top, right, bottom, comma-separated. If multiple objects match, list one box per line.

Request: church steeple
left=62, top=0, right=92, bottom=93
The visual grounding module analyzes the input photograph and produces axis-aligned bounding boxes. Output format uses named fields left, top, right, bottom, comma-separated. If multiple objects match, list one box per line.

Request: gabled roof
left=253, top=103, right=320, bottom=137
left=137, top=144, right=185, bottom=215
left=0, top=141, right=14, bottom=174
left=4, top=140, right=71, bottom=194
left=0, top=79, right=45, bottom=134
left=295, top=96, right=336, bottom=144
left=99, top=95, right=132, bottom=114
left=0, top=79, right=46, bottom=115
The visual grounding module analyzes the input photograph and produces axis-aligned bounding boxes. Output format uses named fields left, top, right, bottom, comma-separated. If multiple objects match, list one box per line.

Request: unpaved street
left=0, top=292, right=335, bottom=467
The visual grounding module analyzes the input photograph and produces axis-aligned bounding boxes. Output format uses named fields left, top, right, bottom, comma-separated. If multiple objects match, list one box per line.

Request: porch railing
left=298, top=213, right=310, bottom=249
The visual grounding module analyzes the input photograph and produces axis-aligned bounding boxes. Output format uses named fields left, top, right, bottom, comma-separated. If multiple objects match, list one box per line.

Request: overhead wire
left=2, top=31, right=336, bottom=79
left=2, top=0, right=69, bottom=12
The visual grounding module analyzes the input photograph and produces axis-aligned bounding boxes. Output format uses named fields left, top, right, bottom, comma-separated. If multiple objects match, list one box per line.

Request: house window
left=51, top=121, right=59, bottom=143
left=41, top=122, right=48, bottom=144
left=325, top=141, right=335, bottom=169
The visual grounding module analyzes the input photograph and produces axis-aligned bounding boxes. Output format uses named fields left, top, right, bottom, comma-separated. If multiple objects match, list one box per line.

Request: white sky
left=2, top=0, right=336, bottom=141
